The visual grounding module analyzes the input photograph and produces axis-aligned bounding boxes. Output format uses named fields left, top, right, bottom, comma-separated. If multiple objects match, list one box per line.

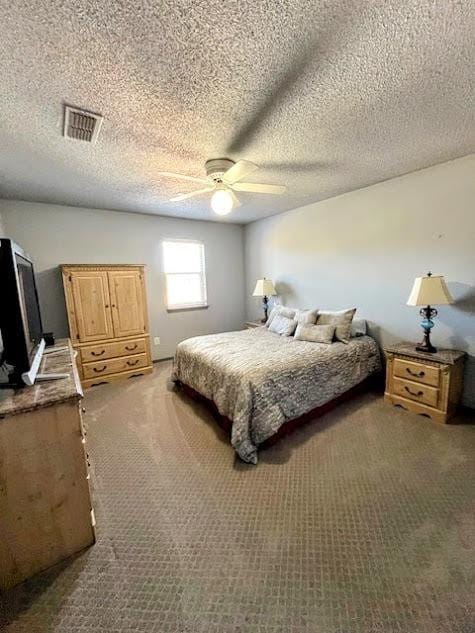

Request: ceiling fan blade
left=232, top=182, right=286, bottom=195
left=159, top=171, right=210, bottom=185
left=229, top=189, right=241, bottom=208
left=169, top=187, right=214, bottom=202
left=223, top=160, right=258, bottom=184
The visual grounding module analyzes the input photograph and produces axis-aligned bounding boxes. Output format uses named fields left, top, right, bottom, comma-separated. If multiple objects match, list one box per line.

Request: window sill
left=166, top=305, right=209, bottom=313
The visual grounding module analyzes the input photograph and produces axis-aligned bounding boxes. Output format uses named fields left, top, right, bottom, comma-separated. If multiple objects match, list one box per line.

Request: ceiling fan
left=158, top=159, right=286, bottom=216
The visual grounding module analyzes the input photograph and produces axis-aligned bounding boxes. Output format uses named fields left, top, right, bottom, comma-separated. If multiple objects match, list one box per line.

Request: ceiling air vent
left=63, top=105, right=103, bottom=143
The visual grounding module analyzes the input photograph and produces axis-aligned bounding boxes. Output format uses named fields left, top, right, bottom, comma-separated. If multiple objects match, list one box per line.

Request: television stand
left=43, top=345, right=69, bottom=355
left=35, top=372, right=70, bottom=381
left=0, top=338, right=95, bottom=590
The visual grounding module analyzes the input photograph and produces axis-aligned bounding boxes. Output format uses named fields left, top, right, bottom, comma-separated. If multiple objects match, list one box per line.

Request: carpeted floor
left=1, top=361, right=474, bottom=633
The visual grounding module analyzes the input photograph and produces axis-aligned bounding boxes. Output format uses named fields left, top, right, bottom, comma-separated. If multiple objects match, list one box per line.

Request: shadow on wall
left=443, top=282, right=475, bottom=409
left=274, top=281, right=299, bottom=306
left=36, top=268, right=69, bottom=339
left=447, top=282, right=475, bottom=310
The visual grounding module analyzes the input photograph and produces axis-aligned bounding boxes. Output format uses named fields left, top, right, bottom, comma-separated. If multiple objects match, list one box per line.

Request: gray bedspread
left=172, top=327, right=381, bottom=463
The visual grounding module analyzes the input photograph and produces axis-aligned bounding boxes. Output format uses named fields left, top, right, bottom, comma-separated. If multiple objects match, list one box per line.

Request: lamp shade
left=407, top=274, right=453, bottom=306
left=253, top=278, right=276, bottom=297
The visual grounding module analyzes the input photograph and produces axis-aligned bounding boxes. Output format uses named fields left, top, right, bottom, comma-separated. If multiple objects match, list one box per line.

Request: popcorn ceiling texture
left=0, top=0, right=473, bottom=223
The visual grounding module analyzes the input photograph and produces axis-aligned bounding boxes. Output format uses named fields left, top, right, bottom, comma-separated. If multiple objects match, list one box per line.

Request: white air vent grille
left=63, top=105, right=103, bottom=143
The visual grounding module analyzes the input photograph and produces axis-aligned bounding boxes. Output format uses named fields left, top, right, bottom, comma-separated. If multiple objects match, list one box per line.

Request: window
left=162, top=240, right=207, bottom=310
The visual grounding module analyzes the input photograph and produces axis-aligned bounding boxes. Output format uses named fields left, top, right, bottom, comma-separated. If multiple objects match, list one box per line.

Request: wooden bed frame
left=178, top=373, right=383, bottom=449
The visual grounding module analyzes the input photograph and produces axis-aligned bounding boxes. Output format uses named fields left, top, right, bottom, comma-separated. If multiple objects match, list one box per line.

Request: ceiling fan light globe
left=211, top=189, right=233, bottom=215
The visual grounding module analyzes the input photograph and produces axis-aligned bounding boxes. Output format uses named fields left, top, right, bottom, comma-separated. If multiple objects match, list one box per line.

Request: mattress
left=172, top=327, right=381, bottom=463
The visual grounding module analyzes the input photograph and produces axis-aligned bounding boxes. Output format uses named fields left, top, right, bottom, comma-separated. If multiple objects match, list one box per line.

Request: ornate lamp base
left=416, top=305, right=438, bottom=353
left=261, top=295, right=269, bottom=323
left=416, top=341, right=437, bottom=354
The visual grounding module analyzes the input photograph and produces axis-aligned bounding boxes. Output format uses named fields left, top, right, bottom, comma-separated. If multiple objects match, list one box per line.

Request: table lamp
left=407, top=272, right=453, bottom=353
left=253, top=278, right=277, bottom=322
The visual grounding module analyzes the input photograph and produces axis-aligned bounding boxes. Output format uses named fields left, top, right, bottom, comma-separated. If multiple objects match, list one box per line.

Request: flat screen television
left=0, top=239, right=45, bottom=387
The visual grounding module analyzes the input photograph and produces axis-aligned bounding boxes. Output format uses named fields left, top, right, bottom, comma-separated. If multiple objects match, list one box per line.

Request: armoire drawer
left=82, top=353, right=149, bottom=379
left=80, top=338, right=147, bottom=363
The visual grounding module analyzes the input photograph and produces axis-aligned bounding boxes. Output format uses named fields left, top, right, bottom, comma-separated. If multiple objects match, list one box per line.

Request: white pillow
left=294, top=323, right=335, bottom=343
left=295, top=309, right=318, bottom=325
left=316, top=308, right=356, bottom=344
left=351, top=319, right=367, bottom=337
left=265, top=304, right=280, bottom=327
left=266, top=305, right=296, bottom=327
left=268, top=314, right=297, bottom=336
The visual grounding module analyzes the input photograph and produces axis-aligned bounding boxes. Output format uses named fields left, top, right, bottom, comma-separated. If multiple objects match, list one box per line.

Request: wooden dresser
left=384, top=342, right=465, bottom=423
left=62, top=265, right=153, bottom=388
left=0, top=339, right=95, bottom=590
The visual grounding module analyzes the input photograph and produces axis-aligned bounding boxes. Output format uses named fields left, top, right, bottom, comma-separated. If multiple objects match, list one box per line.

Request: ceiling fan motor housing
left=205, top=158, right=235, bottom=182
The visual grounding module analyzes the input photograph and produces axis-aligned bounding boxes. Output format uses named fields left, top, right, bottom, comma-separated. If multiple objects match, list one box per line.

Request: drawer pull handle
left=406, top=367, right=425, bottom=378
left=127, top=359, right=139, bottom=367
left=404, top=386, right=423, bottom=397
left=91, top=349, right=105, bottom=357
left=125, top=344, right=138, bottom=351
left=93, top=365, right=107, bottom=373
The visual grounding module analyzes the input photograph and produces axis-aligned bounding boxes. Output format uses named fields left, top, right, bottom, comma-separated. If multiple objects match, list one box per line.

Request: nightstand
left=245, top=320, right=264, bottom=329
left=384, top=342, right=465, bottom=423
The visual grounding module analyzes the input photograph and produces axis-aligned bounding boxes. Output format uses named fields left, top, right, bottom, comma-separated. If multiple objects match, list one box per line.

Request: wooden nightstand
left=384, top=343, right=465, bottom=423
left=245, top=320, right=264, bottom=329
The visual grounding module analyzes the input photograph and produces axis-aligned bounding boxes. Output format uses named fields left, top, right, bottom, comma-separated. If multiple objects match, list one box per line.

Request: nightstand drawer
left=393, top=377, right=439, bottom=408
left=393, top=358, right=439, bottom=387
left=245, top=321, right=263, bottom=329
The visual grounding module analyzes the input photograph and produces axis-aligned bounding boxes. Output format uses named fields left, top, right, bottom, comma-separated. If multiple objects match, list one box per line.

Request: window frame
left=162, top=238, right=208, bottom=312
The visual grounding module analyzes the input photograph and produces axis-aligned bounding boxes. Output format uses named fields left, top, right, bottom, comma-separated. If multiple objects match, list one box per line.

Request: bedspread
left=172, top=327, right=381, bottom=463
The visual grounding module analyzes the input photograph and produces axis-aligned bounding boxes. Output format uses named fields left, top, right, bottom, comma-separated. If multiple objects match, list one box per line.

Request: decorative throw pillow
left=265, top=304, right=280, bottom=327
left=316, top=308, right=357, bottom=344
left=266, top=305, right=296, bottom=327
left=295, top=309, right=318, bottom=325
left=268, top=314, right=297, bottom=337
left=294, top=323, right=335, bottom=343
left=350, top=318, right=367, bottom=337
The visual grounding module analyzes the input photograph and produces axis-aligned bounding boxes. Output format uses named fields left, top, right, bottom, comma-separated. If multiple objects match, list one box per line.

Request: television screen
left=15, top=254, right=43, bottom=357
left=0, top=239, right=44, bottom=387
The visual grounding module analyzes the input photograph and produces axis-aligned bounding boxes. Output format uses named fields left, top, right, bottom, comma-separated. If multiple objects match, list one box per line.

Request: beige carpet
left=1, top=361, right=474, bottom=633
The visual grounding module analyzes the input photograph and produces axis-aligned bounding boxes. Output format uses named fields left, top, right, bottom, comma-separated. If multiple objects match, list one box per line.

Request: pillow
left=268, top=314, right=297, bottom=337
left=294, top=323, right=335, bottom=343
left=351, top=318, right=367, bottom=337
left=316, top=308, right=356, bottom=344
left=266, top=305, right=296, bottom=327
left=295, top=309, right=318, bottom=325
left=265, top=304, right=280, bottom=327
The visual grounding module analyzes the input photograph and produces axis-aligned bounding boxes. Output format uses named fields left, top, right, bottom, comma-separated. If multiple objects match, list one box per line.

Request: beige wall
left=245, top=155, right=475, bottom=407
left=1, top=201, right=245, bottom=359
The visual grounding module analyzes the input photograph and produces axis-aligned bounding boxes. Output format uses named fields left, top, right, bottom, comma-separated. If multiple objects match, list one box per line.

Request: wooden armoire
left=62, top=265, right=153, bottom=388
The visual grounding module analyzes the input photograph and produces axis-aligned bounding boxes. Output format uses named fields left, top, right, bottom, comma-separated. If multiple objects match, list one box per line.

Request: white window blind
left=162, top=240, right=207, bottom=310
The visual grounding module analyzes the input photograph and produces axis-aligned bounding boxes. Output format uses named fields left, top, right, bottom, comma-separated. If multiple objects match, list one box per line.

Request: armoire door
left=108, top=270, right=147, bottom=338
left=70, top=271, right=114, bottom=343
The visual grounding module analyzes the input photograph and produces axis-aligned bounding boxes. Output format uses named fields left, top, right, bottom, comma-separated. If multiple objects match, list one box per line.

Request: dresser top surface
left=384, top=342, right=465, bottom=365
left=0, top=339, right=82, bottom=418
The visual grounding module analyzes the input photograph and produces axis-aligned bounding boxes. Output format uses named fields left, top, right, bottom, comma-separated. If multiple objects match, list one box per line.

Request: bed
left=172, top=326, right=381, bottom=463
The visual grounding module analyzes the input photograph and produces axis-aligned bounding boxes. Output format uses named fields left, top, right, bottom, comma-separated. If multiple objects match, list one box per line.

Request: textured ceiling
left=0, top=1, right=474, bottom=224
